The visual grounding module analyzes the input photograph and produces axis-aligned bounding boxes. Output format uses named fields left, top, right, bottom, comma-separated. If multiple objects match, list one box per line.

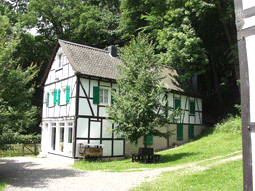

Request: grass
left=0, top=178, right=7, bottom=191
left=132, top=158, right=243, bottom=190
left=73, top=115, right=242, bottom=172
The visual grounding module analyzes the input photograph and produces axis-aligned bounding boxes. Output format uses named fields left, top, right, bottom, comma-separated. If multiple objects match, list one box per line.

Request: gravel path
left=0, top=156, right=162, bottom=191
left=0, top=154, right=243, bottom=191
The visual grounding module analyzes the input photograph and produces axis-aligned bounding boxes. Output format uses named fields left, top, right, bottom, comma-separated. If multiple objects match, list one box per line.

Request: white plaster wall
left=113, top=140, right=124, bottom=156
left=246, top=35, right=255, bottom=122
left=99, top=106, right=108, bottom=117
left=181, top=95, right=187, bottom=110
left=167, top=93, right=174, bottom=108
left=100, top=81, right=111, bottom=87
left=102, top=141, right=112, bottom=156
left=79, top=99, right=92, bottom=115
left=90, top=121, right=101, bottom=138
left=102, top=119, right=113, bottom=138
left=242, top=1, right=255, bottom=10
left=197, top=98, right=202, bottom=112
left=77, top=118, right=89, bottom=138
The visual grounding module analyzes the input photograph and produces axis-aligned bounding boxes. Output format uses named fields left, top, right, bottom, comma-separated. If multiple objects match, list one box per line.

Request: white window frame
left=51, top=123, right=57, bottom=151
left=67, top=122, right=73, bottom=144
left=99, top=87, right=110, bottom=105
left=59, top=122, right=65, bottom=152
left=58, top=53, right=63, bottom=68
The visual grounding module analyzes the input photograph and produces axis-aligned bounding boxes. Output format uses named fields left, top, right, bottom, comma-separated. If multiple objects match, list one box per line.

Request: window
left=190, top=101, right=195, bottom=115
left=60, top=87, right=66, bottom=105
left=177, top=124, right=183, bottom=141
left=51, top=123, right=56, bottom=150
left=100, top=89, right=109, bottom=104
left=93, top=86, right=114, bottom=105
left=58, top=54, right=63, bottom=68
left=59, top=123, right=65, bottom=152
left=67, top=122, right=73, bottom=143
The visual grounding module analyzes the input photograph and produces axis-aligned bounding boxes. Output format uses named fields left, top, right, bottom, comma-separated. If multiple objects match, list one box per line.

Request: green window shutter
left=147, top=135, right=153, bottom=145
left=53, top=89, right=57, bottom=106
left=190, top=101, right=195, bottom=114
left=46, top=92, right=49, bottom=107
left=93, top=86, right=100, bottom=104
left=177, top=124, right=183, bottom=141
left=189, top=124, right=194, bottom=139
left=143, top=135, right=153, bottom=146
left=111, top=89, right=116, bottom=104
left=175, top=99, right=181, bottom=110
left=66, top=86, right=70, bottom=104
left=58, top=89, right=61, bottom=105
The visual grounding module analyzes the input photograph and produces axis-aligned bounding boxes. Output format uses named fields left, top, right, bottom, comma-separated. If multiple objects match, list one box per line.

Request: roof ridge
left=59, top=39, right=109, bottom=54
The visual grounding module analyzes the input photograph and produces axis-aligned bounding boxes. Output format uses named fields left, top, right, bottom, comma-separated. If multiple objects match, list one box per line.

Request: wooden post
left=22, top=144, right=25, bottom=156
left=34, top=144, right=37, bottom=155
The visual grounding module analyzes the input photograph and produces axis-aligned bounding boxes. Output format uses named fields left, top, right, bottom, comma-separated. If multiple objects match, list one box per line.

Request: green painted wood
left=66, top=86, right=70, bottom=103
left=143, top=135, right=153, bottom=145
left=93, top=86, right=100, bottom=104
left=53, top=89, right=57, bottom=106
left=177, top=124, right=183, bottom=141
left=189, top=124, right=194, bottom=139
left=58, top=89, right=61, bottom=105
left=46, top=92, right=49, bottom=107
left=175, top=99, right=181, bottom=110
left=111, top=89, right=116, bottom=104
left=190, top=101, right=195, bottom=114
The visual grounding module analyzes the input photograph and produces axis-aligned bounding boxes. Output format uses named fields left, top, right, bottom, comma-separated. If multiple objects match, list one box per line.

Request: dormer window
left=58, top=53, right=63, bottom=68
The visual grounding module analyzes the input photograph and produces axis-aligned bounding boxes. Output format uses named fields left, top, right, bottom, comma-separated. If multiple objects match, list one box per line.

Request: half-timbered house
left=40, top=39, right=204, bottom=163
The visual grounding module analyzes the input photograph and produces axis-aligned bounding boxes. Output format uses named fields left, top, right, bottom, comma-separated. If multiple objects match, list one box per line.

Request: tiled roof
left=41, top=39, right=200, bottom=96
left=59, top=39, right=123, bottom=80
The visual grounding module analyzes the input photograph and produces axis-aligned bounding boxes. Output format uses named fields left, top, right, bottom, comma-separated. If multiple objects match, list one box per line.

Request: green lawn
left=132, top=158, right=243, bottom=191
left=0, top=178, right=7, bottom=191
left=73, top=131, right=242, bottom=172
left=73, top=115, right=243, bottom=190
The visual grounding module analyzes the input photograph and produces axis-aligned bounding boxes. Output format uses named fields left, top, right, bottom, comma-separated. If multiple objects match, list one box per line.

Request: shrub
left=5, top=134, right=41, bottom=144
left=214, top=115, right=242, bottom=135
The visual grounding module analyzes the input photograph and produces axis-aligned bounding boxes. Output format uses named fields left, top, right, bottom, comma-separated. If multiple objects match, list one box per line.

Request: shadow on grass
left=159, top=152, right=198, bottom=163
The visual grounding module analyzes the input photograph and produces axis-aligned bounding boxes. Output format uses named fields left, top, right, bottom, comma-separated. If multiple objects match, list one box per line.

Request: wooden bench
left=132, top=154, right=160, bottom=164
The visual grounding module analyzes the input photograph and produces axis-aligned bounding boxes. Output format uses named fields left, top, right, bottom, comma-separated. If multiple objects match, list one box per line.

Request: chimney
left=108, top=46, right=117, bottom=57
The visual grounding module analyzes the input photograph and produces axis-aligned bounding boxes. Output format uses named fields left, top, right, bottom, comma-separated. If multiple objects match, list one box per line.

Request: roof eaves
left=39, top=42, right=60, bottom=87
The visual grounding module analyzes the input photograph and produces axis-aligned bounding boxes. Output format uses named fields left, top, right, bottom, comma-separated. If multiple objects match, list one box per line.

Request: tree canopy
left=0, top=0, right=240, bottom=134
left=108, top=34, right=180, bottom=147
left=0, top=15, right=38, bottom=149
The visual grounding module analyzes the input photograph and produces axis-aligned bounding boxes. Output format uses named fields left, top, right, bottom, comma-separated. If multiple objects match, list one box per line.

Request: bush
left=5, top=134, right=41, bottom=144
left=214, top=115, right=242, bottom=135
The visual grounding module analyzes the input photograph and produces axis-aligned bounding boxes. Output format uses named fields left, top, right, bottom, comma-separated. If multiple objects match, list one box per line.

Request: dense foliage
left=0, top=15, right=39, bottom=149
left=0, top=0, right=240, bottom=145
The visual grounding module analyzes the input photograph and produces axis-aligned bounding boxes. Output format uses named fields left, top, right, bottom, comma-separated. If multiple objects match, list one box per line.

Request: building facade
left=40, top=40, right=203, bottom=163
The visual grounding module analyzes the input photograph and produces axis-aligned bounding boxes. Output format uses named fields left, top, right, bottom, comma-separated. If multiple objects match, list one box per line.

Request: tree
left=107, top=34, right=180, bottom=148
left=26, top=0, right=121, bottom=48
left=0, top=15, right=38, bottom=149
